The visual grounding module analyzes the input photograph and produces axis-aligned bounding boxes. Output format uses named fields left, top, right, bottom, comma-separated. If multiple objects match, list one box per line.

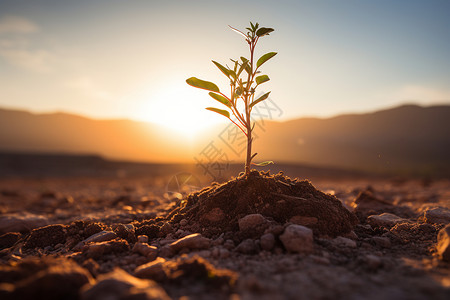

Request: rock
left=437, top=224, right=450, bottom=262
left=0, top=213, right=48, bottom=234
left=265, top=224, right=285, bottom=236
left=135, top=257, right=167, bottom=281
left=290, top=215, right=318, bottom=226
left=260, top=233, right=275, bottom=251
left=132, top=242, right=158, bottom=259
left=279, top=224, right=313, bottom=254
left=223, top=239, right=235, bottom=250
left=367, top=213, right=407, bottom=228
left=211, top=247, right=220, bottom=258
left=372, top=236, right=391, bottom=248
left=138, top=235, right=149, bottom=243
left=238, top=214, right=267, bottom=231
left=158, top=245, right=174, bottom=258
left=5, top=258, right=93, bottom=300
left=73, top=231, right=118, bottom=251
left=84, top=239, right=130, bottom=259
left=364, top=254, right=382, bottom=270
left=24, top=224, right=66, bottom=249
left=169, top=233, right=211, bottom=253
left=84, top=231, right=118, bottom=243
left=213, top=237, right=224, bottom=246
left=332, top=236, right=357, bottom=248
left=219, top=248, right=230, bottom=258
left=423, top=207, right=450, bottom=225
left=236, top=239, right=258, bottom=254
left=196, top=249, right=212, bottom=258
left=82, top=268, right=170, bottom=300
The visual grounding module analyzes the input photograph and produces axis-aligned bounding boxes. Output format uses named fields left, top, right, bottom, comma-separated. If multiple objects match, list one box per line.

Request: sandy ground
left=0, top=173, right=449, bottom=299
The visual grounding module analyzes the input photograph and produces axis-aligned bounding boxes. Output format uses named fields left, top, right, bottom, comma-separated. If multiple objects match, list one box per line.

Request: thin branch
left=231, top=105, right=247, bottom=127
left=228, top=117, right=247, bottom=136
left=218, top=92, right=232, bottom=103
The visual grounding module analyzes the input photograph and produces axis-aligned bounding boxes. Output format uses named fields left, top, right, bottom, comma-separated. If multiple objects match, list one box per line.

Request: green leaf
left=254, top=161, right=274, bottom=166
left=256, top=52, right=277, bottom=68
left=212, top=61, right=230, bottom=78
left=256, top=27, right=274, bottom=37
left=237, top=60, right=248, bottom=77
left=244, top=64, right=251, bottom=74
left=250, top=91, right=270, bottom=109
left=229, top=69, right=237, bottom=80
left=209, top=92, right=231, bottom=108
left=186, top=77, right=220, bottom=93
left=233, top=60, right=238, bottom=73
left=228, top=25, right=247, bottom=39
left=206, top=107, right=230, bottom=119
left=256, top=75, right=270, bottom=85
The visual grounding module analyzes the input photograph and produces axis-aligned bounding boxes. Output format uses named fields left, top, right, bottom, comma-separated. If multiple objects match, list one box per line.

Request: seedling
left=186, top=22, right=277, bottom=176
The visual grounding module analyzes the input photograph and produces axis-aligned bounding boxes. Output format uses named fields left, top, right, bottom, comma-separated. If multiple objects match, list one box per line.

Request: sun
left=135, top=83, right=226, bottom=139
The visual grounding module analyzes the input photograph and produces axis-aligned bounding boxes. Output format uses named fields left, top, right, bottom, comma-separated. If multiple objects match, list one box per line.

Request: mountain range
left=1, top=104, right=449, bottom=177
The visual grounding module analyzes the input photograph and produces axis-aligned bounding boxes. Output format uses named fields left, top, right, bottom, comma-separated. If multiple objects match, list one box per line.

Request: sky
left=0, top=0, right=449, bottom=135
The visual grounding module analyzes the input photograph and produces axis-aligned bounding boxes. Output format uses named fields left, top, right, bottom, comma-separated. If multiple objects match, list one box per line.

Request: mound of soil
left=169, top=170, right=358, bottom=237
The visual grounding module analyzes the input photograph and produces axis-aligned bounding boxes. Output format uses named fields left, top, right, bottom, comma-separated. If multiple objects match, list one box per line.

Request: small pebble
left=138, top=235, right=148, bottom=243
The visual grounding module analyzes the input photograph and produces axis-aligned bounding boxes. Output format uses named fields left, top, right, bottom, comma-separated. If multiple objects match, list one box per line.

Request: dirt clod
left=176, top=171, right=357, bottom=238
left=24, top=224, right=66, bottom=249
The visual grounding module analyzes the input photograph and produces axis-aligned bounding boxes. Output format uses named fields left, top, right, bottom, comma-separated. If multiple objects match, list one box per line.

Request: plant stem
left=244, top=37, right=256, bottom=176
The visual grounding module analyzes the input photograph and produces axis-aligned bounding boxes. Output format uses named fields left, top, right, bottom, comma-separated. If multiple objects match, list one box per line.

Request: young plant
left=186, top=22, right=277, bottom=176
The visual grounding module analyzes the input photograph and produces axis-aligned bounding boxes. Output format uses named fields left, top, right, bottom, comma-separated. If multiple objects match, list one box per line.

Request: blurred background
left=0, top=0, right=449, bottom=180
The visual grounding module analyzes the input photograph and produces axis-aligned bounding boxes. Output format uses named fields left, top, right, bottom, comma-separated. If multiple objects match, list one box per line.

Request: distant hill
left=1, top=104, right=449, bottom=176
left=0, top=108, right=189, bottom=163
left=254, top=104, right=450, bottom=176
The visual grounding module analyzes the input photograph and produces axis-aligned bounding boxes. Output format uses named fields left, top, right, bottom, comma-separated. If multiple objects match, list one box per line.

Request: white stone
left=279, top=224, right=313, bottom=254
left=260, top=233, right=275, bottom=251
left=235, top=239, right=257, bottom=254
left=169, top=233, right=211, bottom=252
left=132, top=242, right=158, bottom=259
left=367, top=213, right=407, bottom=228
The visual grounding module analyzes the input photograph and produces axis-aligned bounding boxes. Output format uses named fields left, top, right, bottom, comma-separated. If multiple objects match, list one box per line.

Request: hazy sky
left=1, top=0, right=449, bottom=132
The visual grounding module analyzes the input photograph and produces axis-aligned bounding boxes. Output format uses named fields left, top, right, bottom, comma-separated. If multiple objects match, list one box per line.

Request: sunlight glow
left=134, top=83, right=226, bottom=139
